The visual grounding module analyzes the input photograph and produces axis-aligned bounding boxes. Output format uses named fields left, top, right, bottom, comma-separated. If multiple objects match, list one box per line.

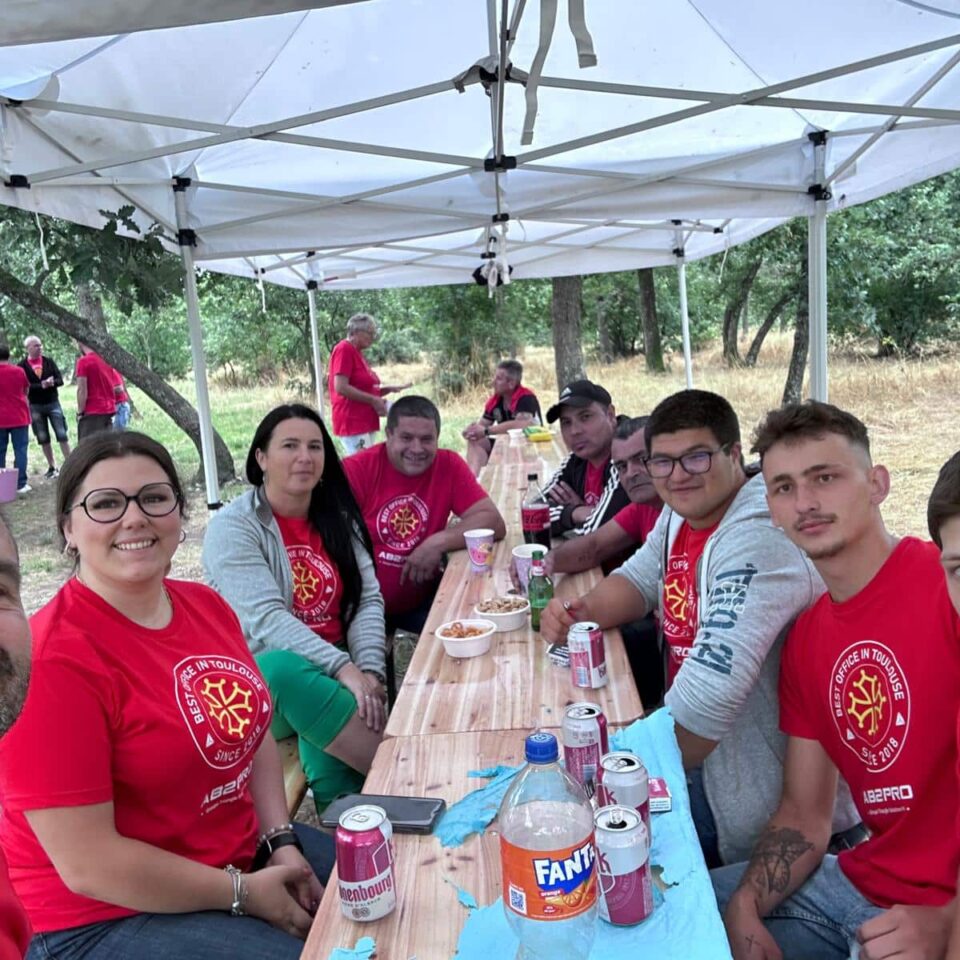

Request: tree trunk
left=551, top=275, right=585, bottom=388
left=637, top=268, right=664, bottom=373
left=75, top=282, right=108, bottom=334
left=782, top=282, right=809, bottom=405
left=596, top=296, right=613, bottom=364
left=0, top=266, right=235, bottom=483
left=722, top=258, right=762, bottom=367
left=745, top=286, right=796, bottom=367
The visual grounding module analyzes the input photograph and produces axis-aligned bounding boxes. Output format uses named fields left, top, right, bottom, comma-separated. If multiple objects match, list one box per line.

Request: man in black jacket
left=19, top=336, right=70, bottom=479
left=542, top=379, right=628, bottom=538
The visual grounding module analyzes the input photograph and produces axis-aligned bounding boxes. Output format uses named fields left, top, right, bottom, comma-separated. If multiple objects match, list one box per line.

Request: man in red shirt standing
left=0, top=347, right=32, bottom=495
left=343, top=395, right=506, bottom=634
left=0, top=514, right=34, bottom=958
left=718, top=401, right=960, bottom=960
left=74, top=344, right=117, bottom=441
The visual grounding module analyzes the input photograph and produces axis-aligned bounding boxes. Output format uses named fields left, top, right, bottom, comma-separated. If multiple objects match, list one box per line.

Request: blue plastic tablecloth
left=449, top=709, right=734, bottom=960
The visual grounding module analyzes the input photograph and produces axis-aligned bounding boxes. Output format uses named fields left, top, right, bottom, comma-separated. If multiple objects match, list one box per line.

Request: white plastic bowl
left=473, top=597, right=531, bottom=632
left=436, top=619, right=496, bottom=658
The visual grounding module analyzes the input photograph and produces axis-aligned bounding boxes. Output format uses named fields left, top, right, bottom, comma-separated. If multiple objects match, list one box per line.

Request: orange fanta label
left=500, top=834, right=597, bottom=921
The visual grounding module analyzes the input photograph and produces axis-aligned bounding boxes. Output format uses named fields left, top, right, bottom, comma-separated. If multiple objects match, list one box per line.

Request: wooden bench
left=277, top=735, right=307, bottom=818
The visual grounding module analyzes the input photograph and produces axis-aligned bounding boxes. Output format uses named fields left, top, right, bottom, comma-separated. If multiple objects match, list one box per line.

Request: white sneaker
left=16, top=484, right=31, bottom=495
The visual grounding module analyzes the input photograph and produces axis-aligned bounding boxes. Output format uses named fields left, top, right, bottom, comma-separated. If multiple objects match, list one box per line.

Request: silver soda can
left=595, top=805, right=654, bottom=926
left=568, top=621, right=608, bottom=689
left=597, top=751, right=651, bottom=838
left=336, top=804, right=397, bottom=921
left=561, top=702, right=609, bottom=789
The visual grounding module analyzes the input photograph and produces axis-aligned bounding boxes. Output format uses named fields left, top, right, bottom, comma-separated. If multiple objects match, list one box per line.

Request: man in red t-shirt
left=0, top=346, right=32, bottom=495
left=461, top=359, right=542, bottom=474
left=74, top=344, right=117, bottom=441
left=343, top=395, right=506, bottom=633
left=0, top=516, right=35, bottom=958
left=718, top=401, right=960, bottom=960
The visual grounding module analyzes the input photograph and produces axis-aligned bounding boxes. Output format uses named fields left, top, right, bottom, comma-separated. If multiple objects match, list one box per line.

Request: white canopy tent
left=3, top=0, right=960, bottom=504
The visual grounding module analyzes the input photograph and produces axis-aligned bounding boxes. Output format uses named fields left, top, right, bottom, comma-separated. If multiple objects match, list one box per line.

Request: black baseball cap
left=545, top=379, right=613, bottom=423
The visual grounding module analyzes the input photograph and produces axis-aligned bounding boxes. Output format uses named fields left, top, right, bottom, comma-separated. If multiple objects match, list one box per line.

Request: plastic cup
left=512, top=543, right=544, bottom=597
left=0, top=469, right=18, bottom=503
left=464, top=528, right=495, bottom=574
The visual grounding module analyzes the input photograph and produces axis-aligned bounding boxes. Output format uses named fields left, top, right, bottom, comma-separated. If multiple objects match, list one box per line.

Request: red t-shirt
left=75, top=352, right=117, bottom=416
left=0, top=849, right=30, bottom=960
left=328, top=339, right=381, bottom=437
left=0, top=366, right=29, bottom=429
left=27, top=359, right=43, bottom=380
left=0, top=579, right=271, bottom=933
left=343, top=444, right=488, bottom=615
left=583, top=461, right=605, bottom=507
left=612, top=502, right=662, bottom=543
left=110, top=368, right=129, bottom=404
left=661, top=520, right=718, bottom=685
left=780, top=538, right=960, bottom=908
left=274, top=514, right=345, bottom=645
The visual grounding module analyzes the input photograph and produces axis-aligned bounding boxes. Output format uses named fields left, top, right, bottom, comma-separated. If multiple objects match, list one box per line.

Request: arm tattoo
left=743, top=825, right=814, bottom=896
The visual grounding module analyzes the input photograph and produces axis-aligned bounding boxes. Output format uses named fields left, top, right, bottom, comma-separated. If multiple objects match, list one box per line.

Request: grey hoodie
left=202, top=486, right=386, bottom=680
left=613, top=474, right=859, bottom=863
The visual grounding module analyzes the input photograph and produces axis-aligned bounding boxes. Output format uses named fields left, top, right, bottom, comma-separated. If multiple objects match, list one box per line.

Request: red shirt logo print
left=377, top=494, right=429, bottom=551
left=288, top=545, right=338, bottom=619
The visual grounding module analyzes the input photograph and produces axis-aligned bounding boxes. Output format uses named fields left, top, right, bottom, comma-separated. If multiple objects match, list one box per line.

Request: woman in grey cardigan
left=203, top=404, right=387, bottom=812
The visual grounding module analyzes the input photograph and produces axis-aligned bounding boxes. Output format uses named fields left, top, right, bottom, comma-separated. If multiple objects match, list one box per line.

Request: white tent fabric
left=2, top=1, right=960, bottom=291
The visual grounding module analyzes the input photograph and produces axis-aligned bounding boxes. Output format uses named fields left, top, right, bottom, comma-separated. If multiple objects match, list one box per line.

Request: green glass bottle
left=527, top=550, right=553, bottom=632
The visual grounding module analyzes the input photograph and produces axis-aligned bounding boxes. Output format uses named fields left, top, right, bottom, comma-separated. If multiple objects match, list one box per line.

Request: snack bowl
left=473, top=596, right=531, bottom=632
left=436, top=619, right=496, bottom=658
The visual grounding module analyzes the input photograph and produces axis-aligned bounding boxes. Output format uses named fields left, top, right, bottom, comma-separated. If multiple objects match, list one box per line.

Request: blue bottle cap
left=525, top=731, right=558, bottom=763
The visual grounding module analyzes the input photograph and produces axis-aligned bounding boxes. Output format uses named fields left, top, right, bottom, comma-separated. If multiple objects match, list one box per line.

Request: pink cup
left=511, top=543, right=544, bottom=597
left=464, top=528, right=495, bottom=574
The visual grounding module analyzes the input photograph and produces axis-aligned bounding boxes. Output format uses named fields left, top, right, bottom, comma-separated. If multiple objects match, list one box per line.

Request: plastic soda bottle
left=527, top=552, right=553, bottom=633
left=498, top=731, right=598, bottom=960
left=521, top=474, right=551, bottom=551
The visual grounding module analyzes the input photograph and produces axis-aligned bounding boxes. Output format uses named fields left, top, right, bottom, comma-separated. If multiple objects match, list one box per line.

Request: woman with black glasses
left=0, top=432, right=334, bottom=960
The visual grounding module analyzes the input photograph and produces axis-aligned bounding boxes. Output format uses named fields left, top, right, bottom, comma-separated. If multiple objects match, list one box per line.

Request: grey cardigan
left=202, top=486, right=386, bottom=680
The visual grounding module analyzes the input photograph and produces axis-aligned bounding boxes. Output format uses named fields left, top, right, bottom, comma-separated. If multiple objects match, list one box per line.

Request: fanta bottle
left=498, top=731, right=597, bottom=959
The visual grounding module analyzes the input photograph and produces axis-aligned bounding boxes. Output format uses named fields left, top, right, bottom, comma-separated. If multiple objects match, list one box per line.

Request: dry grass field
left=10, top=331, right=960, bottom=614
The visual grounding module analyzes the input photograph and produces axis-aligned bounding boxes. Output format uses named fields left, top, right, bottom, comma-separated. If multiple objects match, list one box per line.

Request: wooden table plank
left=385, top=544, right=642, bottom=737
left=301, top=731, right=523, bottom=960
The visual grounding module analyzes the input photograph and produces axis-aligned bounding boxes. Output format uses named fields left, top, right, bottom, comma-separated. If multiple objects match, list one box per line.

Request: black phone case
left=318, top=793, right=446, bottom=834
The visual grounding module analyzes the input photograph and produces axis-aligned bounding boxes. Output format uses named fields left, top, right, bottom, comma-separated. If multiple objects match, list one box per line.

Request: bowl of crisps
left=473, top=596, right=531, bottom=632
left=436, top=618, right=496, bottom=658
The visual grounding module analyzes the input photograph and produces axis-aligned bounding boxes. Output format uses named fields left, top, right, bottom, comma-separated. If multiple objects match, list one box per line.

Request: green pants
left=256, top=649, right=365, bottom=813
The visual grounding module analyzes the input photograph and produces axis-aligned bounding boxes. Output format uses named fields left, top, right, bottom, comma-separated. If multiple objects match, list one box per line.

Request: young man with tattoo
left=716, top=401, right=960, bottom=960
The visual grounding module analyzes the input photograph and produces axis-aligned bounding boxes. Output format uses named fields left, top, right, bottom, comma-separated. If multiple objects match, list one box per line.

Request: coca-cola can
left=336, top=804, right=397, bottom=922
left=595, top=805, right=655, bottom=926
left=597, top=751, right=651, bottom=837
left=568, top=621, right=608, bottom=688
left=561, top=702, right=609, bottom=789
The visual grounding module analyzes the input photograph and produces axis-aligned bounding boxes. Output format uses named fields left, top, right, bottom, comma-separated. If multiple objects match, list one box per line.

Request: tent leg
left=675, top=229, right=694, bottom=388
left=306, top=280, right=325, bottom=418
left=173, top=181, right=222, bottom=509
left=808, top=134, right=829, bottom=402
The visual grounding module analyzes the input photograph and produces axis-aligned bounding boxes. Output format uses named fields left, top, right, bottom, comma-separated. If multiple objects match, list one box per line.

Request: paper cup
left=0, top=469, right=18, bottom=503
left=463, top=528, right=495, bottom=573
left=511, top=543, right=545, bottom=596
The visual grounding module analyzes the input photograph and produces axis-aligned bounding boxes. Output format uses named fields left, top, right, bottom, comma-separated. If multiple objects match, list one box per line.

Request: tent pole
left=675, top=227, right=694, bottom=388
left=173, top=179, right=222, bottom=509
left=306, top=280, right=325, bottom=418
left=808, top=132, right=829, bottom=402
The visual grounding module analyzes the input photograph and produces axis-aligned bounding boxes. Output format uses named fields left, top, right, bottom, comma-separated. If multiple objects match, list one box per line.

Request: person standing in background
left=0, top=348, right=31, bottom=496
left=328, top=314, right=410, bottom=456
left=19, top=336, right=70, bottom=479
left=74, top=343, right=117, bottom=441
left=110, top=369, right=131, bottom=430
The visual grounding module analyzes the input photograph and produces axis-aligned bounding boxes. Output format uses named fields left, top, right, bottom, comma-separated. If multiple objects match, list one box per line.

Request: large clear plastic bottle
left=498, top=732, right=598, bottom=960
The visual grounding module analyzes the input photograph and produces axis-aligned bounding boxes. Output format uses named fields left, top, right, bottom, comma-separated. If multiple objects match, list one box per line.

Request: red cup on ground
left=463, top=528, right=495, bottom=574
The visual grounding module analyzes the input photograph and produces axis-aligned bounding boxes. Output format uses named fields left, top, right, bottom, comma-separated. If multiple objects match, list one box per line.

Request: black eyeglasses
left=643, top=445, right=730, bottom=479
left=68, top=482, right=181, bottom=523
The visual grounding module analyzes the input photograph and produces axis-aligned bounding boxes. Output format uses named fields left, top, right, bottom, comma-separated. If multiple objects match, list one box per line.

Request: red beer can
left=561, top=702, right=609, bottom=789
left=336, top=804, right=397, bottom=921
left=568, top=621, right=608, bottom=689
left=595, top=805, right=655, bottom=926
left=597, top=751, right=651, bottom=837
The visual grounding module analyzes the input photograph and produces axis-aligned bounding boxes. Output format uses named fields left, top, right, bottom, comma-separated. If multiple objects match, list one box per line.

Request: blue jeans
left=0, top=426, right=29, bottom=488
left=27, top=824, right=336, bottom=960
left=113, top=402, right=131, bottom=430
left=711, top=855, right=883, bottom=960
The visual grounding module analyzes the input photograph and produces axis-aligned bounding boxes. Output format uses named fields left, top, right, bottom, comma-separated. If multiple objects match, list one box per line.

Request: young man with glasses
left=541, top=389, right=861, bottom=869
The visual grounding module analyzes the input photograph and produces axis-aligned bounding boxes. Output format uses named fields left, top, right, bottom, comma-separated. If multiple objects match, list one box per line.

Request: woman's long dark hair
left=246, top=405, right=374, bottom=632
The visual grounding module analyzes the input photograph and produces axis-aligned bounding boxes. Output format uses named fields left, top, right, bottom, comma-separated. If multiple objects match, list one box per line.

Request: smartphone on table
left=319, top=793, right=446, bottom=834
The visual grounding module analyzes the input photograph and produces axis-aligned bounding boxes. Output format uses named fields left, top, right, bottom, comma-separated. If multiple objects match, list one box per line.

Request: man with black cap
left=542, top=379, right=629, bottom=538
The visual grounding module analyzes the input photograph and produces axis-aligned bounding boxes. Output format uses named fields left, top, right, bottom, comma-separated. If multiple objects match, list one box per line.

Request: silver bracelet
left=257, top=822, right=295, bottom=847
left=224, top=864, right=247, bottom=917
